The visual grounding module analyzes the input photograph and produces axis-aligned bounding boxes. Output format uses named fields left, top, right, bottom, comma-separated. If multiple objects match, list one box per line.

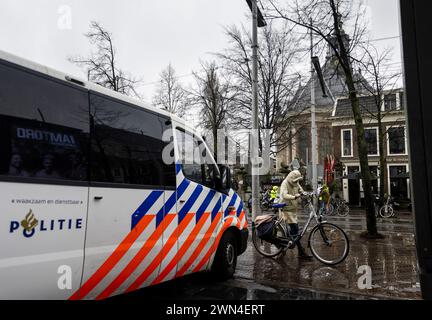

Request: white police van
left=0, top=50, right=248, bottom=300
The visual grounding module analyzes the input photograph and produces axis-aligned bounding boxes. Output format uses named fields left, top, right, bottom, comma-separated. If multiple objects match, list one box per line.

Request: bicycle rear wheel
left=337, top=203, right=349, bottom=217
left=308, top=223, right=349, bottom=265
left=252, top=223, right=285, bottom=258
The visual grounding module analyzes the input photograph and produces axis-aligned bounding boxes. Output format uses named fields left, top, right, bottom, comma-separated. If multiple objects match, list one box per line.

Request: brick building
left=276, top=22, right=409, bottom=204
left=276, top=25, right=370, bottom=184
left=331, top=91, right=409, bottom=205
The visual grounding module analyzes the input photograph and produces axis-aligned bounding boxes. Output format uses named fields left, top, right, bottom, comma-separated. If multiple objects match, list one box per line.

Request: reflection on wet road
left=236, top=212, right=421, bottom=299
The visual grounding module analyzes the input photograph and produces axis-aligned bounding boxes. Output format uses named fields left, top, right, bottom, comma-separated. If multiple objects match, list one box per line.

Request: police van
left=0, top=50, right=248, bottom=299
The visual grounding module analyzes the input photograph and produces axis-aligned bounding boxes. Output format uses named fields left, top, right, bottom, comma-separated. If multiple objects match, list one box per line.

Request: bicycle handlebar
left=301, top=191, right=316, bottom=198
left=270, top=192, right=315, bottom=209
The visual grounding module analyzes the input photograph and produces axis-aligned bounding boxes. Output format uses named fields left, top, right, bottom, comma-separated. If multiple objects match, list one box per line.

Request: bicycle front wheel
left=308, top=223, right=349, bottom=265
left=380, top=205, right=394, bottom=218
left=252, top=223, right=285, bottom=258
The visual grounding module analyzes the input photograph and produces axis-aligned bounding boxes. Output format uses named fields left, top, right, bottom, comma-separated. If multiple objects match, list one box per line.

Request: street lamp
left=311, top=56, right=327, bottom=98
left=245, top=0, right=266, bottom=220
left=245, top=0, right=267, bottom=27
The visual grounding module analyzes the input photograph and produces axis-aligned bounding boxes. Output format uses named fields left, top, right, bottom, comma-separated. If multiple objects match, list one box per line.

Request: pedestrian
left=318, top=184, right=331, bottom=214
left=279, top=170, right=312, bottom=259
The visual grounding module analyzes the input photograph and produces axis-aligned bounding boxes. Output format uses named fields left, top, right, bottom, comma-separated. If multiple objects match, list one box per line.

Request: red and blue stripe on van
left=70, top=163, right=246, bottom=300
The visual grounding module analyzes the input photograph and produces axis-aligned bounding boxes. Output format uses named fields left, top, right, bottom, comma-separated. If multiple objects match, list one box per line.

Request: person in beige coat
left=279, top=170, right=312, bottom=259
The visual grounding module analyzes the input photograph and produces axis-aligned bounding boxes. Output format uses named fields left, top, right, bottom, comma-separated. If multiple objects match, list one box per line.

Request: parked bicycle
left=252, top=192, right=350, bottom=265
left=333, top=197, right=350, bottom=217
left=319, top=197, right=349, bottom=217
left=260, top=192, right=274, bottom=211
left=379, top=194, right=399, bottom=218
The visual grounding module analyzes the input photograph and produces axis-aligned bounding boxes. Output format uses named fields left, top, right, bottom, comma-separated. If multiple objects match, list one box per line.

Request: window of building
left=388, top=165, right=409, bottom=200
left=176, top=128, right=219, bottom=189
left=399, top=92, right=405, bottom=110
left=298, top=127, right=309, bottom=163
left=341, top=129, right=352, bottom=157
left=319, top=127, right=332, bottom=160
left=369, top=166, right=379, bottom=194
left=384, top=94, right=397, bottom=111
left=90, top=93, right=176, bottom=187
left=365, top=128, right=378, bottom=156
left=388, top=126, right=406, bottom=155
left=0, top=61, right=90, bottom=182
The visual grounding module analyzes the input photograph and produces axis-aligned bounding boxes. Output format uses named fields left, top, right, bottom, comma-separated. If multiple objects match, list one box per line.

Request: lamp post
left=310, top=25, right=318, bottom=197
left=310, top=25, right=329, bottom=198
left=245, top=0, right=266, bottom=220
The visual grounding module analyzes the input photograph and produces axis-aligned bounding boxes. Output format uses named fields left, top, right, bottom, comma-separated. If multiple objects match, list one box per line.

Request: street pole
left=251, top=0, right=260, bottom=220
left=310, top=21, right=318, bottom=196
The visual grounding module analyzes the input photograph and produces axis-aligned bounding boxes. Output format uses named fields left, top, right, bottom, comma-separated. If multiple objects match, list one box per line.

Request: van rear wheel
left=211, top=231, right=237, bottom=280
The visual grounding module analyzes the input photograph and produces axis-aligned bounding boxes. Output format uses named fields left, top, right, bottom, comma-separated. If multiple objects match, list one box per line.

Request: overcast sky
left=0, top=0, right=401, bottom=104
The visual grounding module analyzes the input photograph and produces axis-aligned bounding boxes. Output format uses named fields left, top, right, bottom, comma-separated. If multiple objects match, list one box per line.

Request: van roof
left=0, top=49, right=195, bottom=132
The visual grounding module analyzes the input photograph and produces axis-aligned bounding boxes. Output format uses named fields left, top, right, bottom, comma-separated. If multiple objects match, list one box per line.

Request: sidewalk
left=240, top=211, right=421, bottom=300
left=345, top=207, right=412, bottom=217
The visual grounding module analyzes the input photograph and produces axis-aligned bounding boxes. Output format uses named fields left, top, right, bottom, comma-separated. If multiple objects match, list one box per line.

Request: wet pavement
left=116, top=210, right=422, bottom=300
left=237, top=210, right=420, bottom=300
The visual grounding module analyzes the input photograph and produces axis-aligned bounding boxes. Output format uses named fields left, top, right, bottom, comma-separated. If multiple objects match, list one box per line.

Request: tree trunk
left=378, top=117, right=387, bottom=201
left=348, top=88, right=378, bottom=235
left=329, top=0, right=378, bottom=236
left=212, top=126, right=218, bottom=163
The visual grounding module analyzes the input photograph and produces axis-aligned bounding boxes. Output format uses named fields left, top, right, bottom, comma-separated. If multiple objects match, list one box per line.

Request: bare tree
left=69, top=21, right=141, bottom=97
left=216, top=22, right=305, bottom=155
left=152, top=64, right=187, bottom=117
left=189, top=62, right=236, bottom=162
left=265, top=0, right=380, bottom=236
left=357, top=44, right=403, bottom=201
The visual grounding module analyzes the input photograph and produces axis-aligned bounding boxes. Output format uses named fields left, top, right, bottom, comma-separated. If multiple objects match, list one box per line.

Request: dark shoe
left=299, top=254, right=313, bottom=260
left=277, top=250, right=287, bottom=259
left=297, top=246, right=313, bottom=260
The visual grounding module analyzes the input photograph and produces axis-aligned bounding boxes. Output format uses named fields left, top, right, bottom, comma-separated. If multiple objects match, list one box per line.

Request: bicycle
left=318, top=203, right=335, bottom=216
left=379, top=195, right=398, bottom=218
left=252, top=192, right=350, bottom=265
left=259, top=193, right=274, bottom=211
left=334, top=198, right=350, bottom=217
left=318, top=198, right=349, bottom=217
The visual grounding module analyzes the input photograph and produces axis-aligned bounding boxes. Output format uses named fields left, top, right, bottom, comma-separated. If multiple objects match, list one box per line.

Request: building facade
left=276, top=22, right=409, bottom=204
left=332, top=91, right=409, bottom=205
left=276, top=26, right=370, bottom=185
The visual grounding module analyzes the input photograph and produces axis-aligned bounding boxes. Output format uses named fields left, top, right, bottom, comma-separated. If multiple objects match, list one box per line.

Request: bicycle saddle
left=271, top=203, right=286, bottom=209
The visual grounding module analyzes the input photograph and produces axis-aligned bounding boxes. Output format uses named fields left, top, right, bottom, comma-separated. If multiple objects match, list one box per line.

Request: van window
left=90, top=94, right=176, bottom=187
left=176, top=128, right=219, bottom=189
left=0, top=62, right=89, bottom=182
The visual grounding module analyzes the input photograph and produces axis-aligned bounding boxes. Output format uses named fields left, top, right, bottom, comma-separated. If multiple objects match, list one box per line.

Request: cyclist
left=279, top=170, right=312, bottom=260
left=270, top=186, right=278, bottom=203
left=318, top=183, right=331, bottom=214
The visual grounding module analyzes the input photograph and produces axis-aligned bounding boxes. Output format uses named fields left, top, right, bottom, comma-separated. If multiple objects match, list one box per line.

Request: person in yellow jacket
left=318, top=184, right=331, bottom=213
left=270, top=186, right=278, bottom=201
left=279, top=170, right=312, bottom=259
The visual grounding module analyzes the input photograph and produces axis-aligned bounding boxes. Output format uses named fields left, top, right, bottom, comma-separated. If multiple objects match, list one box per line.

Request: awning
left=340, top=171, right=378, bottom=180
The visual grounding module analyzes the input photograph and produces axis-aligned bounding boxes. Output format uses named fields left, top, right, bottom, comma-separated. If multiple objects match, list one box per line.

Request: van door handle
left=228, top=206, right=236, bottom=211
left=179, top=200, right=186, bottom=203
left=94, top=196, right=103, bottom=200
